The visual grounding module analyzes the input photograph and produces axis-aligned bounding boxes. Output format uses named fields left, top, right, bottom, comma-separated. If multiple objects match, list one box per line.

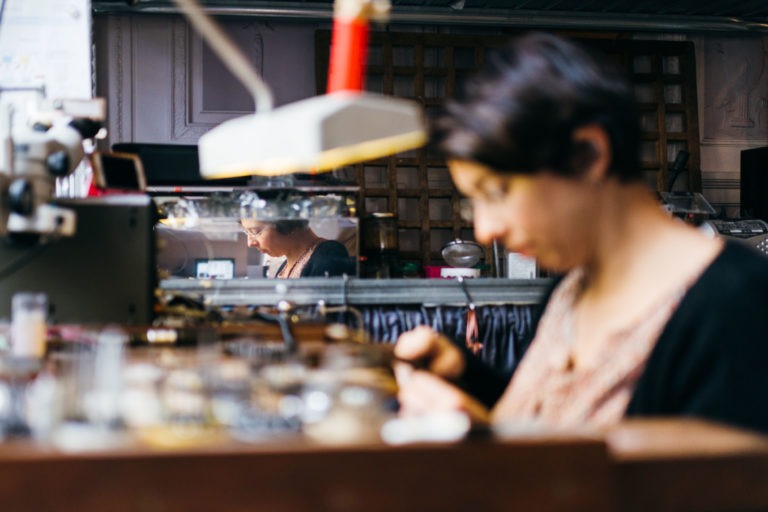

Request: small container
left=440, top=267, right=481, bottom=279
left=361, top=212, right=398, bottom=255
left=506, top=252, right=538, bottom=279
left=424, top=265, right=450, bottom=279
left=11, top=292, right=48, bottom=358
left=361, top=213, right=401, bottom=278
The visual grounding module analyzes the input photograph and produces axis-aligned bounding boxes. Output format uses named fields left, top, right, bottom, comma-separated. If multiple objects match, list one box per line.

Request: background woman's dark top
left=276, top=240, right=354, bottom=278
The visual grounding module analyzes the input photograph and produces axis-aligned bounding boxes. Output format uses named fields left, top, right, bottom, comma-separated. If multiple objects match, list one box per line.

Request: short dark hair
left=273, top=219, right=309, bottom=235
left=431, top=32, right=641, bottom=182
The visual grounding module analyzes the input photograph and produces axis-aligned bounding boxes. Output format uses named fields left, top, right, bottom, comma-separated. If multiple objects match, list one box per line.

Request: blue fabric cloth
left=360, top=303, right=534, bottom=373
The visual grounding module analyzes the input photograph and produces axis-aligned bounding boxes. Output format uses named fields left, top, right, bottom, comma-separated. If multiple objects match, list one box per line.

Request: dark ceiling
left=93, top=1, right=768, bottom=32
left=309, top=0, right=768, bottom=19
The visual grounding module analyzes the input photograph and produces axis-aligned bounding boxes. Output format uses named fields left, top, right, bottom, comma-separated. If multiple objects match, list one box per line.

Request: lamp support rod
left=170, top=0, right=273, bottom=112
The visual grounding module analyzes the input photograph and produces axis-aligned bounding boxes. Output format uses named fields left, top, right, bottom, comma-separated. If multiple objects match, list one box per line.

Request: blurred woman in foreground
left=394, top=32, right=768, bottom=433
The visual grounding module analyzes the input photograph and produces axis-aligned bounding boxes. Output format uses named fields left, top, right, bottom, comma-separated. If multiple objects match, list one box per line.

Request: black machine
left=0, top=195, right=157, bottom=325
left=741, top=145, right=768, bottom=221
left=702, top=218, right=768, bottom=257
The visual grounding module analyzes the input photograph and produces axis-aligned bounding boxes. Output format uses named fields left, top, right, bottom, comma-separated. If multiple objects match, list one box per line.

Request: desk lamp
left=172, top=0, right=427, bottom=178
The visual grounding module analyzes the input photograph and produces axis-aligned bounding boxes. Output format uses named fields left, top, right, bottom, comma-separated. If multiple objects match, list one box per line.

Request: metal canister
left=360, top=212, right=400, bottom=278
left=361, top=212, right=398, bottom=256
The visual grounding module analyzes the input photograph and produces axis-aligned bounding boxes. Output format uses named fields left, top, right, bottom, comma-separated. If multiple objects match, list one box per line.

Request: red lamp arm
left=327, top=15, right=370, bottom=93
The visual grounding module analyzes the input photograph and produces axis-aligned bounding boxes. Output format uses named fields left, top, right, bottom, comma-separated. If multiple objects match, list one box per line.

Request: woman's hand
left=393, top=325, right=465, bottom=379
left=393, top=326, right=490, bottom=424
left=394, top=365, right=491, bottom=424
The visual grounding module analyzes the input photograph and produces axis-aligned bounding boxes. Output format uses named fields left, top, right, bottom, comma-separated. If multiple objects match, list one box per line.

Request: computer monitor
left=156, top=225, right=252, bottom=279
left=91, top=151, right=147, bottom=191
left=194, top=258, right=235, bottom=279
left=111, top=143, right=250, bottom=188
left=0, top=195, right=157, bottom=325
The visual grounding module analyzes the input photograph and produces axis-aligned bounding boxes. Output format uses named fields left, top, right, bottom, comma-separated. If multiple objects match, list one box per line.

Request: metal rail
left=160, top=276, right=552, bottom=307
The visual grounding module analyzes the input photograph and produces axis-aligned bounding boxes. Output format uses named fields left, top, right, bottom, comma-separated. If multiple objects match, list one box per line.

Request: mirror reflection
left=157, top=216, right=358, bottom=280
left=241, top=218, right=357, bottom=278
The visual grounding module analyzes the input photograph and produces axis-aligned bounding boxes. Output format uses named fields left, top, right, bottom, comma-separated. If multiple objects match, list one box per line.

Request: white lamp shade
left=198, top=91, right=427, bottom=178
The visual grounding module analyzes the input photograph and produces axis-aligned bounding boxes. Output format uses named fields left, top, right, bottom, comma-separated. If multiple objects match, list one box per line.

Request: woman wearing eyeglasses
left=393, top=32, right=768, bottom=434
left=242, top=219, right=354, bottom=278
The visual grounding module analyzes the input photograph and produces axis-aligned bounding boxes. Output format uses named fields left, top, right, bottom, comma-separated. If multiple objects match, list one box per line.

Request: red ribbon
left=465, top=306, right=482, bottom=355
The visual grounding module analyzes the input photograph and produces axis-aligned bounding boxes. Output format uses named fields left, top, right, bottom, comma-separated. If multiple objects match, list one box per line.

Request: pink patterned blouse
left=493, top=268, right=692, bottom=429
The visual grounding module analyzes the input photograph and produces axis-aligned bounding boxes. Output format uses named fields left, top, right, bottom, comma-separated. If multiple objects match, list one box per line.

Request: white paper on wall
left=0, top=0, right=92, bottom=172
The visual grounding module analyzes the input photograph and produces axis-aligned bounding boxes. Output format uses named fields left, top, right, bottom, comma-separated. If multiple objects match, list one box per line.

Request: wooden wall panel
left=94, top=15, right=263, bottom=147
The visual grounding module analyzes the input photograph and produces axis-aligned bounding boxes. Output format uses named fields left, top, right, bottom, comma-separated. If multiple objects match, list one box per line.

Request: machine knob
left=46, top=150, right=70, bottom=177
left=8, top=178, right=34, bottom=215
left=69, top=118, right=102, bottom=140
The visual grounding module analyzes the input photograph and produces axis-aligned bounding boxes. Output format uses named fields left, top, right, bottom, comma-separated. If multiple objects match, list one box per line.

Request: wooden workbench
left=1, top=419, right=767, bottom=511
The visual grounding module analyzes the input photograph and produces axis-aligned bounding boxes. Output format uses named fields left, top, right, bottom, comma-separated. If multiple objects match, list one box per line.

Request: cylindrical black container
left=361, top=212, right=399, bottom=255
left=361, top=213, right=400, bottom=278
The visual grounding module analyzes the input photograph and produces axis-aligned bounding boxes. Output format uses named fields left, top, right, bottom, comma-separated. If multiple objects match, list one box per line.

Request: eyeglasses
left=242, top=225, right=267, bottom=237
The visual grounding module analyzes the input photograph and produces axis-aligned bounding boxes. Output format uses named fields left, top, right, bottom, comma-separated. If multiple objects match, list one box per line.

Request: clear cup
left=11, top=293, right=48, bottom=358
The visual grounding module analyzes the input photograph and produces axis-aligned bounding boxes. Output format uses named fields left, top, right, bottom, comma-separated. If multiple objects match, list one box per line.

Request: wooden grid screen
left=315, top=32, right=701, bottom=271
left=589, top=39, right=702, bottom=193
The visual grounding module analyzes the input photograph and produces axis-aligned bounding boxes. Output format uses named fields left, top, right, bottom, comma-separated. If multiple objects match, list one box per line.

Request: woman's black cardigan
left=461, top=241, right=768, bottom=434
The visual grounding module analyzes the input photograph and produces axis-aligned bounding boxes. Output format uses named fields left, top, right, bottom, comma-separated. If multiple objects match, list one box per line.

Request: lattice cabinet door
left=588, top=39, right=702, bottom=193
left=317, top=31, right=512, bottom=270
left=316, top=31, right=702, bottom=273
